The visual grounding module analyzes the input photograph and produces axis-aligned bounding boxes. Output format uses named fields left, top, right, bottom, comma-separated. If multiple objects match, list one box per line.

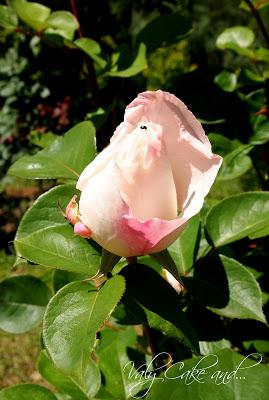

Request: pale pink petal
left=110, top=122, right=136, bottom=145
left=125, top=90, right=209, bottom=146
left=114, top=214, right=188, bottom=257
left=76, top=146, right=114, bottom=191
left=77, top=122, right=134, bottom=191
left=78, top=160, right=129, bottom=248
left=124, top=104, right=145, bottom=126
left=121, top=90, right=222, bottom=211
left=74, top=221, right=92, bottom=238
left=177, top=131, right=222, bottom=217
left=114, top=123, right=177, bottom=221
left=76, top=90, right=222, bottom=258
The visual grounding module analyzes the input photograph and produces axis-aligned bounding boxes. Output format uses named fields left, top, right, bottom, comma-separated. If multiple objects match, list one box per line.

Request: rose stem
left=244, top=0, right=269, bottom=108
left=244, top=0, right=269, bottom=48
left=125, top=257, right=167, bottom=368
left=126, top=257, right=138, bottom=264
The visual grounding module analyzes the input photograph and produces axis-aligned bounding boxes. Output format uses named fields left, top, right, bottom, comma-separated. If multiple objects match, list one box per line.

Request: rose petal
left=76, top=146, right=114, bottom=191
left=125, top=90, right=209, bottom=146
left=114, top=124, right=178, bottom=220
left=177, top=131, right=222, bottom=217
left=76, top=90, right=222, bottom=258
left=120, top=90, right=222, bottom=211
left=74, top=221, right=92, bottom=238
left=115, top=214, right=188, bottom=257
left=78, top=159, right=129, bottom=247
left=77, top=122, right=134, bottom=191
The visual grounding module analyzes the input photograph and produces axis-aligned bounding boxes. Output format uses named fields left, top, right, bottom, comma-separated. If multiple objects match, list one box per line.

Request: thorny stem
left=125, top=256, right=168, bottom=369
left=244, top=0, right=269, bottom=186
left=125, top=257, right=159, bottom=362
left=70, top=0, right=84, bottom=38
left=244, top=0, right=269, bottom=49
left=142, top=323, right=159, bottom=357
left=70, top=0, right=100, bottom=106
left=143, top=323, right=170, bottom=370
left=244, top=0, right=269, bottom=105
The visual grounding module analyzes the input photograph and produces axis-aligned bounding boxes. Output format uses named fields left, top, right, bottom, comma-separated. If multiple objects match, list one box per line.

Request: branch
left=70, top=0, right=84, bottom=38
left=244, top=0, right=269, bottom=48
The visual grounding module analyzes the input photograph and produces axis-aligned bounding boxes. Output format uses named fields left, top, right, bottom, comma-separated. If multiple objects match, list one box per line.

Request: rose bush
left=67, top=90, right=222, bottom=257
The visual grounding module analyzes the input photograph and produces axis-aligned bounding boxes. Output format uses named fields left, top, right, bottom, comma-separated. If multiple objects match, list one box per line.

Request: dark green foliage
left=1, top=0, right=269, bottom=398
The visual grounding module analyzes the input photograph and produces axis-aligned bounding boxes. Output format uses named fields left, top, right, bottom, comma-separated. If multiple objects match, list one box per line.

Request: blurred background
left=1, top=0, right=269, bottom=388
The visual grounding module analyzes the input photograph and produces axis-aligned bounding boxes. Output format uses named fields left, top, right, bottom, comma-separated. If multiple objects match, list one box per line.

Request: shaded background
left=1, top=0, right=269, bottom=388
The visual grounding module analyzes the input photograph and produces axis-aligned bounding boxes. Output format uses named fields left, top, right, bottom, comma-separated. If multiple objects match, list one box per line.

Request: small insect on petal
left=74, top=221, right=92, bottom=239
left=65, top=195, right=80, bottom=225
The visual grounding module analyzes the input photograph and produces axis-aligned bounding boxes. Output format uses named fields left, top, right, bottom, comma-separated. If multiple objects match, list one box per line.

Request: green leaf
left=199, top=118, right=226, bottom=125
left=46, top=11, right=79, bottom=41
left=43, top=276, right=125, bottom=385
left=199, top=339, right=231, bottom=355
left=108, top=43, right=147, bottom=78
left=146, top=349, right=269, bottom=400
left=185, top=254, right=266, bottom=323
left=0, top=384, right=57, bottom=400
left=254, top=47, right=269, bottom=62
left=0, top=275, right=51, bottom=334
left=250, top=121, right=269, bottom=145
left=136, top=14, right=192, bottom=51
left=75, top=38, right=107, bottom=68
left=15, top=225, right=101, bottom=275
left=216, top=26, right=255, bottom=50
left=168, top=214, right=201, bottom=274
left=120, top=264, right=199, bottom=352
left=29, top=130, right=58, bottom=149
left=8, top=121, right=96, bottom=180
left=15, top=185, right=101, bottom=275
left=0, top=5, right=18, bottom=32
left=53, top=270, right=86, bottom=292
left=217, top=144, right=253, bottom=181
left=8, top=0, right=51, bottom=31
left=214, top=71, right=237, bottom=92
left=242, top=67, right=265, bottom=83
left=208, top=133, right=239, bottom=156
left=86, top=107, right=108, bottom=130
left=249, top=224, right=269, bottom=239
left=38, top=350, right=100, bottom=399
left=0, top=250, right=15, bottom=281
left=98, top=328, right=148, bottom=399
left=205, top=192, right=269, bottom=247
left=243, top=339, right=269, bottom=353
left=42, top=31, right=65, bottom=47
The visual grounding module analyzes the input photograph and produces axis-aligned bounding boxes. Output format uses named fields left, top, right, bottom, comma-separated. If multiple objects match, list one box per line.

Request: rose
left=66, top=90, right=222, bottom=257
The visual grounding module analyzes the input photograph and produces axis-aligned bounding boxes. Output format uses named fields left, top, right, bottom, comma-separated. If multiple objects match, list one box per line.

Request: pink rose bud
left=65, top=195, right=80, bottom=225
left=74, top=221, right=92, bottom=239
left=74, top=90, right=222, bottom=256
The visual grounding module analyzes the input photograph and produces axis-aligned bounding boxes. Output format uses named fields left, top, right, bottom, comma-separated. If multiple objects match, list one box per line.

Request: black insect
left=140, top=125, right=147, bottom=130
